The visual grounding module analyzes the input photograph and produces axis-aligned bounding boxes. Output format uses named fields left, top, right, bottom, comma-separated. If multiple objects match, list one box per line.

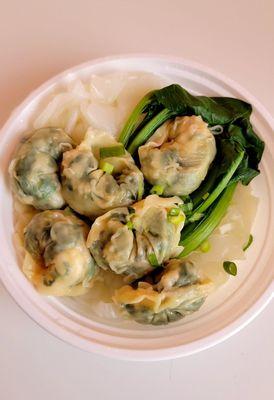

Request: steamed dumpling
left=113, top=259, right=213, bottom=325
left=139, top=115, right=216, bottom=196
left=61, top=128, right=144, bottom=218
left=9, top=127, right=73, bottom=210
left=23, top=209, right=97, bottom=296
left=87, top=195, right=185, bottom=281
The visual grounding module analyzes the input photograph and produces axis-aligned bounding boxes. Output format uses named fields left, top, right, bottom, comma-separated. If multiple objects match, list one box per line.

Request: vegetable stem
left=118, top=91, right=155, bottom=146
left=127, top=108, right=175, bottom=154
left=179, top=182, right=237, bottom=257
left=192, top=151, right=244, bottom=215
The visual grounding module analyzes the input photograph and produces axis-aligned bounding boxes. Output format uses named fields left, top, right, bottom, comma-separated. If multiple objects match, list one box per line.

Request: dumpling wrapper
left=139, top=115, right=216, bottom=196
left=61, top=128, right=144, bottom=218
left=113, top=259, right=214, bottom=325
left=23, top=209, right=97, bottom=296
left=87, top=195, right=185, bottom=281
left=9, top=127, right=73, bottom=210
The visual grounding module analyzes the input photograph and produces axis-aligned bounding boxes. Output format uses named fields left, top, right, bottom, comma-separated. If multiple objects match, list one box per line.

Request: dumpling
left=9, top=127, right=73, bottom=210
left=61, top=128, right=144, bottom=218
left=23, top=209, right=97, bottom=296
left=113, top=259, right=213, bottom=325
left=139, top=115, right=216, bottom=196
left=87, top=194, right=185, bottom=281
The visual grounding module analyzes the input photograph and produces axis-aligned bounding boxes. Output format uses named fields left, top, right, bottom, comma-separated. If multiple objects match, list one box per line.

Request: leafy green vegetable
left=223, top=261, right=237, bottom=276
left=119, top=84, right=264, bottom=187
left=119, top=84, right=264, bottom=258
left=192, top=151, right=244, bottom=216
left=179, top=182, right=237, bottom=257
left=243, top=234, right=253, bottom=251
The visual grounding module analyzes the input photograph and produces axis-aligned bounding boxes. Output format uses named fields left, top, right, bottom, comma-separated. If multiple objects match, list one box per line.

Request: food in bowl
left=9, top=72, right=264, bottom=326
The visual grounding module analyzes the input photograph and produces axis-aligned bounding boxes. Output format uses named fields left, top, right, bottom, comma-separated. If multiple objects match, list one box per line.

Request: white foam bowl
left=0, top=55, right=273, bottom=361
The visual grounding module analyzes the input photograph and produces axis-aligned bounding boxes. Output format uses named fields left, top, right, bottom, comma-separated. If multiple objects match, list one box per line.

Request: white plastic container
left=0, top=55, right=273, bottom=361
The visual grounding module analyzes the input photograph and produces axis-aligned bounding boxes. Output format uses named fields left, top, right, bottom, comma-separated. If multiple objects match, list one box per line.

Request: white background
left=0, top=1, right=273, bottom=399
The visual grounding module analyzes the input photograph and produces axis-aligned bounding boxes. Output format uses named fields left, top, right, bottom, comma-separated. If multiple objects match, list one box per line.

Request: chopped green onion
left=179, top=203, right=193, bottom=213
left=223, top=261, right=237, bottom=276
left=202, top=192, right=209, bottom=200
left=150, top=185, right=164, bottom=196
left=168, top=214, right=185, bottom=225
left=179, top=182, right=237, bottom=257
left=188, top=212, right=204, bottom=223
left=126, top=220, right=134, bottom=230
left=127, top=108, right=175, bottom=154
left=168, top=207, right=180, bottom=216
left=199, top=240, right=211, bottom=253
left=99, top=161, right=114, bottom=174
left=99, top=145, right=125, bottom=158
left=148, top=253, right=159, bottom=267
left=137, top=180, right=144, bottom=200
left=243, top=234, right=253, bottom=251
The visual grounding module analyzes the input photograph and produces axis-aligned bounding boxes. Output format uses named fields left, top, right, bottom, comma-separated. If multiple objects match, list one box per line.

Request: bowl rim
left=0, top=53, right=273, bottom=361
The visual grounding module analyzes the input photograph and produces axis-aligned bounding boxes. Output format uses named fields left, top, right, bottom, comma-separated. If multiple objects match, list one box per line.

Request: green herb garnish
left=148, top=253, right=159, bottom=267
left=150, top=185, right=164, bottom=196
left=99, top=161, right=114, bottom=174
left=223, top=261, right=237, bottom=276
left=243, top=234, right=253, bottom=251
left=99, top=145, right=125, bottom=158
left=168, top=207, right=180, bottom=216
left=200, top=240, right=211, bottom=253
left=126, top=220, right=134, bottom=230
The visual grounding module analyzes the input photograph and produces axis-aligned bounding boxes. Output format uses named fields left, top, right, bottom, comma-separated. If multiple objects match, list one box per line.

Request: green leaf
left=223, top=261, right=237, bottom=276
left=153, top=84, right=252, bottom=125
left=119, top=83, right=264, bottom=187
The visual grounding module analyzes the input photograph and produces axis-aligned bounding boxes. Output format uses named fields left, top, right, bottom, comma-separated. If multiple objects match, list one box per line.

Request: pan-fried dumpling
left=61, top=128, right=144, bottom=218
left=87, top=195, right=185, bottom=281
left=113, top=259, right=213, bottom=325
left=23, top=209, right=97, bottom=296
left=139, top=115, right=216, bottom=196
left=9, top=127, right=73, bottom=210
